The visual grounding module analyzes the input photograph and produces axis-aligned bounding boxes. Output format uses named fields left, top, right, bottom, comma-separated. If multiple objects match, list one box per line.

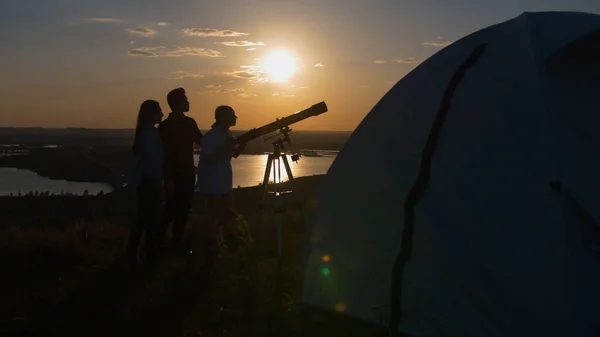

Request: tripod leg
left=274, top=189, right=283, bottom=268
left=281, top=153, right=301, bottom=207
left=281, top=154, right=294, bottom=181
left=261, top=154, right=273, bottom=207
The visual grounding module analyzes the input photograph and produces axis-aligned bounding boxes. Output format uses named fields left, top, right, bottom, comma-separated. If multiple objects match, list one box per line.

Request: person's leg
left=217, top=194, right=237, bottom=247
left=158, top=178, right=176, bottom=248
left=126, top=182, right=147, bottom=256
left=171, top=173, right=196, bottom=245
left=202, top=194, right=220, bottom=270
left=145, top=181, right=162, bottom=261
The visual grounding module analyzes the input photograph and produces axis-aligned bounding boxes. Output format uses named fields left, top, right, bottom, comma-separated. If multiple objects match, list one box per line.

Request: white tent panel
left=301, top=11, right=600, bottom=337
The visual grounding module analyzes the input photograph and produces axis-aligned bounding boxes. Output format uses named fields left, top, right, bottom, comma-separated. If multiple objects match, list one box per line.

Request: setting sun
left=261, top=50, right=298, bottom=83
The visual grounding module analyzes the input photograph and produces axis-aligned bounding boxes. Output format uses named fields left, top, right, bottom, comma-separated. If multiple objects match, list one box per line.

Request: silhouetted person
left=126, top=99, right=164, bottom=263
left=196, top=106, right=246, bottom=265
left=158, top=88, right=203, bottom=248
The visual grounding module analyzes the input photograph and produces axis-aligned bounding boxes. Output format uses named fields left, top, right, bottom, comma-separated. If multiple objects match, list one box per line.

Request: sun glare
left=261, top=50, right=298, bottom=83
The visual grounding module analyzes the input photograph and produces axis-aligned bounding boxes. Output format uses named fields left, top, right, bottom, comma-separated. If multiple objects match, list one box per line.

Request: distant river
left=0, top=154, right=336, bottom=196
left=0, top=168, right=114, bottom=196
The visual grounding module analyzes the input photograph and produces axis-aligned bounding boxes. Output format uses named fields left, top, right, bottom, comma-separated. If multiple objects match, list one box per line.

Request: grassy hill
left=0, top=175, right=387, bottom=337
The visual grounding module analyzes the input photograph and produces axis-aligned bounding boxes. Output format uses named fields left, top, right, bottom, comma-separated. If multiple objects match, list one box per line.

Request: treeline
left=0, top=128, right=351, bottom=150
left=4, top=190, right=106, bottom=197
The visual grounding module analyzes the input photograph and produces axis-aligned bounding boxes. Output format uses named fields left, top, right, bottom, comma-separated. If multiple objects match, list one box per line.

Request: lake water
left=0, top=154, right=336, bottom=196
left=0, top=167, right=115, bottom=196
left=197, top=154, right=335, bottom=188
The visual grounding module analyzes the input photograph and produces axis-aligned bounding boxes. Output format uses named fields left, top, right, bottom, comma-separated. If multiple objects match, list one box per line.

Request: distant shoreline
left=0, top=127, right=353, bottom=133
left=0, top=128, right=348, bottom=190
left=0, top=146, right=342, bottom=191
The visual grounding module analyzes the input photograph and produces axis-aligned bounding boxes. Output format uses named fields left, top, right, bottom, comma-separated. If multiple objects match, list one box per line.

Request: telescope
left=235, top=101, right=328, bottom=144
left=236, top=100, right=328, bottom=203
left=239, top=101, right=327, bottom=267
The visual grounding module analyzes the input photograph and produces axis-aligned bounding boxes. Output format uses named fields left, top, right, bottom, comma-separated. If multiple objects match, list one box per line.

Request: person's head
left=212, top=105, right=237, bottom=129
left=136, top=99, right=163, bottom=127
left=167, top=87, right=190, bottom=113
left=133, top=99, right=163, bottom=154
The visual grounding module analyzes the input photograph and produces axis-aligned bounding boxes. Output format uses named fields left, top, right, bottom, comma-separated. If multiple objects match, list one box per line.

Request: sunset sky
left=2, top=0, right=599, bottom=131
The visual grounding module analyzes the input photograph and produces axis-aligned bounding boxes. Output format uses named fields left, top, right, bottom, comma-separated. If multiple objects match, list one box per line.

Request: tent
left=301, top=11, right=600, bottom=337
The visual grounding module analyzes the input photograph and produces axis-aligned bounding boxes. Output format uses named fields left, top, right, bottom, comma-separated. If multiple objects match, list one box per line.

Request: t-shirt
left=158, top=113, right=203, bottom=178
left=196, top=127, right=234, bottom=195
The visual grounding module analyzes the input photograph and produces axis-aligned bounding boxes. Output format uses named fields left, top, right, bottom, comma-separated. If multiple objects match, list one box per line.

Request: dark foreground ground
left=0, top=175, right=387, bottom=337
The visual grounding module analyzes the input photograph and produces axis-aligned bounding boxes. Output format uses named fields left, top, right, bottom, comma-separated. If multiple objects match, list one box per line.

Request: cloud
left=127, top=47, right=165, bottom=57
left=215, top=41, right=265, bottom=47
left=225, top=69, right=268, bottom=84
left=126, top=27, right=157, bottom=37
left=181, top=28, right=248, bottom=37
left=221, top=88, right=245, bottom=93
left=226, top=71, right=259, bottom=78
left=157, top=22, right=169, bottom=26
left=201, top=87, right=246, bottom=95
left=166, top=70, right=204, bottom=80
left=67, top=17, right=123, bottom=26
left=374, top=60, right=387, bottom=64
left=128, top=46, right=222, bottom=58
left=247, top=48, right=257, bottom=51
left=82, top=17, right=123, bottom=23
left=165, top=47, right=223, bottom=57
left=314, top=63, right=325, bottom=67
left=240, top=64, right=261, bottom=70
left=271, top=92, right=296, bottom=98
left=392, top=57, right=422, bottom=64
left=129, top=41, right=135, bottom=45
left=422, top=40, right=453, bottom=47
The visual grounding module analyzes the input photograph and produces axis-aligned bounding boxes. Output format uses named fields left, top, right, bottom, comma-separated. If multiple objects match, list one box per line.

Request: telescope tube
left=235, top=101, right=328, bottom=144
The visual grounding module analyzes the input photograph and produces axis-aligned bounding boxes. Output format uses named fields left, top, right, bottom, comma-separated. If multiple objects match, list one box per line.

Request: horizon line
left=0, top=126, right=353, bottom=132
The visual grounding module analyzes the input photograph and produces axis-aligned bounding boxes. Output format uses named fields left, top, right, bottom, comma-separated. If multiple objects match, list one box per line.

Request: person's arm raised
left=232, top=140, right=246, bottom=158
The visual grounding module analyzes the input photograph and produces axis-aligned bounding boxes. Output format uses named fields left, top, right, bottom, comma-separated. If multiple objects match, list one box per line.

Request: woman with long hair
left=127, top=99, right=164, bottom=264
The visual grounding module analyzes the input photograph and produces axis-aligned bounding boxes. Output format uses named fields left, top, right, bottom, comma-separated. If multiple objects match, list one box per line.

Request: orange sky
left=0, top=36, right=414, bottom=131
left=2, top=0, right=597, bottom=131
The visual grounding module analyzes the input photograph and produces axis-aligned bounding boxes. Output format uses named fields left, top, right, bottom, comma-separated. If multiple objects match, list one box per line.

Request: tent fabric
left=300, top=11, right=600, bottom=337
left=545, top=29, right=600, bottom=72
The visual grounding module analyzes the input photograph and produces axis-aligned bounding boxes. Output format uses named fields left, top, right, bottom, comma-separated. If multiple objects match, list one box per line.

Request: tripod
left=259, top=128, right=301, bottom=266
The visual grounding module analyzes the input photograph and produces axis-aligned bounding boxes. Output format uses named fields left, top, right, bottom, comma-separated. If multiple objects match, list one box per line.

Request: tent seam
left=520, top=12, right=560, bottom=185
left=387, top=43, right=488, bottom=337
